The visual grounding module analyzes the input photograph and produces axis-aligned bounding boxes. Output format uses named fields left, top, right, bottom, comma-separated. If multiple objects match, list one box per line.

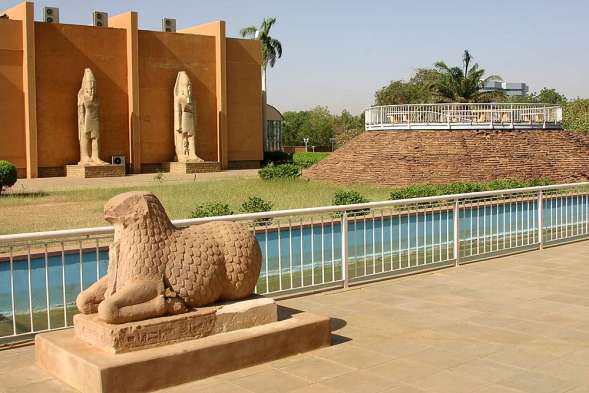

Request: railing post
left=510, top=103, right=514, bottom=128
left=453, top=199, right=460, bottom=266
left=341, top=211, right=349, bottom=287
left=538, top=191, right=544, bottom=250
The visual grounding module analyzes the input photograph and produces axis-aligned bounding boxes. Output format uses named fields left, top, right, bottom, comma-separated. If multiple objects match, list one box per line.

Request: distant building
left=482, top=81, right=529, bottom=96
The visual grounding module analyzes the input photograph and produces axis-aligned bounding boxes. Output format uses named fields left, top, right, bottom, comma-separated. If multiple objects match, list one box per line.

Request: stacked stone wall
left=304, top=129, right=589, bottom=186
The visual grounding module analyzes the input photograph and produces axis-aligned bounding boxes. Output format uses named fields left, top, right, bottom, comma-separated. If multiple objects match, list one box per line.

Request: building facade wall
left=226, top=38, right=263, bottom=162
left=137, top=31, right=218, bottom=164
left=0, top=3, right=264, bottom=177
left=34, top=23, right=129, bottom=171
left=0, top=20, right=26, bottom=173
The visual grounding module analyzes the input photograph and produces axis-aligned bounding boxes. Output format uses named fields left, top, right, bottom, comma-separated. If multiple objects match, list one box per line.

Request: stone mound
left=304, top=129, right=589, bottom=186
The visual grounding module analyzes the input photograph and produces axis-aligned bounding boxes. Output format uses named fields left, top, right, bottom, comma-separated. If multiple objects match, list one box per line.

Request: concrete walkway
left=9, top=169, right=259, bottom=192
left=1, top=241, right=588, bottom=392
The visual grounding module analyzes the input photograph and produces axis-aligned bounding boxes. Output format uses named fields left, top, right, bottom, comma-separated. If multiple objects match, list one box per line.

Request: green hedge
left=389, top=179, right=552, bottom=200
left=292, top=152, right=330, bottom=169
left=332, top=190, right=370, bottom=216
left=258, top=163, right=302, bottom=180
left=191, top=202, right=233, bottom=218
left=0, top=160, right=17, bottom=194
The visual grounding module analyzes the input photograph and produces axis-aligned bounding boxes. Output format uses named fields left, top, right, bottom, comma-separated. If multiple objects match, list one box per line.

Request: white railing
left=1, top=182, right=589, bottom=342
left=365, top=103, right=563, bottom=130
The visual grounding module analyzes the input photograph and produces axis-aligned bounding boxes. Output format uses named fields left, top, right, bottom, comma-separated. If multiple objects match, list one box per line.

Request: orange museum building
left=0, top=2, right=264, bottom=178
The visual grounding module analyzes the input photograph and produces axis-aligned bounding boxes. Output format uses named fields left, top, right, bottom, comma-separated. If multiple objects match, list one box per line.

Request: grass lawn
left=0, top=177, right=392, bottom=235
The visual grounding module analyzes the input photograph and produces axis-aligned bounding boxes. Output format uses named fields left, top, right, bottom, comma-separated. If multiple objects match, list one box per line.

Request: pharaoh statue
left=173, top=71, right=201, bottom=162
left=77, top=68, right=107, bottom=165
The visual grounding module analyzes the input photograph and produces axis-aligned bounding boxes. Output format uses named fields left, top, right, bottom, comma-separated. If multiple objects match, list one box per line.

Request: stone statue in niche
left=173, top=71, right=202, bottom=162
left=75, top=191, right=262, bottom=324
left=77, top=68, right=107, bottom=165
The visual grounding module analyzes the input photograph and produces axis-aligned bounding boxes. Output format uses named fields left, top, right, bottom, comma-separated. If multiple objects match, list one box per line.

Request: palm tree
left=240, top=17, right=282, bottom=106
left=434, top=50, right=504, bottom=102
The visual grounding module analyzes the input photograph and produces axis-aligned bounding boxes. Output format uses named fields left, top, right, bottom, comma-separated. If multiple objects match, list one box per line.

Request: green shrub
left=240, top=196, right=273, bottom=213
left=563, top=99, right=589, bottom=132
left=333, top=190, right=370, bottom=216
left=190, top=202, right=233, bottom=218
left=258, top=163, right=301, bottom=180
left=389, top=179, right=553, bottom=200
left=263, top=151, right=293, bottom=165
left=292, top=152, right=330, bottom=169
left=0, top=160, right=17, bottom=194
left=240, top=196, right=273, bottom=225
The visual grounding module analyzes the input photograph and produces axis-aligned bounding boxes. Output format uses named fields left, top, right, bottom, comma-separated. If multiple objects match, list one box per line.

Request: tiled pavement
left=1, top=241, right=588, bottom=393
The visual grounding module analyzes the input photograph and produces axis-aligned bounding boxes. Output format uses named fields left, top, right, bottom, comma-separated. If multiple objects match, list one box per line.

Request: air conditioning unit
left=162, top=18, right=176, bottom=32
left=93, top=11, right=108, bottom=27
left=43, top=7, right=59, bottom=23
left=111, top=155, right=125, bottom=166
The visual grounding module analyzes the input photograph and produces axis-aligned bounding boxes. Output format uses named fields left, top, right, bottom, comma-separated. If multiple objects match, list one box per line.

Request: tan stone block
left=65, top=164, right=125, bottom=178
left=162, top=161, right=221, bottom=174
left=74, top=297, right=277, bottom=353
left=36, top=311, right=331, bottom=393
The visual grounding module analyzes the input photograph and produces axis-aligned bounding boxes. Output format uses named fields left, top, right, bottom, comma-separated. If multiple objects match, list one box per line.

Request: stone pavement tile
left=353, top=336, right=433, bottom=359
left=565, top=387, right=589, bottom=393
left=364, top=359, right=444, bottom=384
left=404, top=369, right=491, bottom=393
left=0, top=365, right=52, bottom=391
left=475, top=384, right=527, bottom=393
left=230, top=368, right=310, bottom=393
left=217, top=362, right=273, bottom=381
left=435, top=322, right=537, bottom=345
left=533, top=358, right=589, bottom=386
left=380, top=383, right=429, bottom=393
left=402, top=346, right=482, bottom=369
left=313, top=344, right=392, bottom=369
left=277, top=356, right=355, bottom=383
left=483, top=346, right=564, bottom=370
left=467, top=313, right=521, bottom=330
left=497, top=370, right=577, bottom=393
left=289, top=383, right=344, bottom=393
left=0, top=346, right=36, bottom=370
left=5, top=378, right=77, bottom=393
left=321, top=369, right=400, bottom=393
left=448, top=358, right=524, bottom=384
left=154, top=380, right=252, bottom=393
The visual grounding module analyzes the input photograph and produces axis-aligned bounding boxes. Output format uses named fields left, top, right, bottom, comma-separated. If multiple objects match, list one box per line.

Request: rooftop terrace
left=1, top=240, right=588, bottom=393
left=365, top=103, right=563, bottom=131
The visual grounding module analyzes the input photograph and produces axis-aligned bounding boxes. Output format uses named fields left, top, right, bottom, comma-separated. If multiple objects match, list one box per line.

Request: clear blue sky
left=2, top=0, right=588, bottom=114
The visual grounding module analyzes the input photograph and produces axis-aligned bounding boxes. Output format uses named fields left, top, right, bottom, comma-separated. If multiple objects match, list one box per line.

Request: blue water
left=1, top=196, right=587, bottom=318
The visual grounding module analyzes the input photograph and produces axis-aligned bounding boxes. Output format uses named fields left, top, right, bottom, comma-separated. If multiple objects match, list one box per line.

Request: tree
left=506, top=87, right=567, bottom=104
left=433, top=50, right=504, bottom=102
left=333, top=110, right=364, bottom=147
left=535, top=88, right=567, bottom=105
left=240, top=18, right=282, bottom=109
left=374, top=68, right=439, bottom=105
left=240, top=18, right=282, bottom=148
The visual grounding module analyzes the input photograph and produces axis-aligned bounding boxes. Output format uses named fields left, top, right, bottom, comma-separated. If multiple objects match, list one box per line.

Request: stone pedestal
left=66, top=164, right=126, bottom=178
left=36, top=306, right=331, bottom=393
left=74, top=297, right=277, bottom=354
left=163, top=161, right=221, bottom=174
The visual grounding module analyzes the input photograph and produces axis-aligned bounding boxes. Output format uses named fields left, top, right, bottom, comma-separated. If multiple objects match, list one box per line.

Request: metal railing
left=365, top=103, right=563, bottom=130
left=1, top=182, right=588, bottom=342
